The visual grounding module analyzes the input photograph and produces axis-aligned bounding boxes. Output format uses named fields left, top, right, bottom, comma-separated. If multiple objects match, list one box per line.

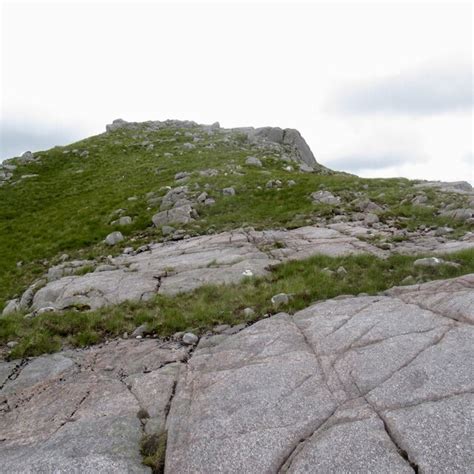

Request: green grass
left=140, top=432, right=167, bottom=473
left=1, top=124, right=471, bottom=311
left=2, top=248, right=473, bottom=360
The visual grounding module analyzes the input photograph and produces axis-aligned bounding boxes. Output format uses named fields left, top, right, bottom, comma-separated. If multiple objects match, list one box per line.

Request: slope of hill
left=1, top=119, right=473, bottom=473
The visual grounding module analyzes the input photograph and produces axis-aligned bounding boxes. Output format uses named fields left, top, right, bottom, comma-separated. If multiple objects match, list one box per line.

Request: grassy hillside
left=0, top=122, right=471, bottom=310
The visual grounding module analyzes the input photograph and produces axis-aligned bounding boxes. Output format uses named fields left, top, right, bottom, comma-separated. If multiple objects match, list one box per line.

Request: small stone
left=104, top=231, right=124, bottom=246
left=131, top=324, right=147, bottom=338
left=242, top=269, right=254, bottom=277
left=245, top=156, right=262, bottom=167
left=104, top=365, right=114, bottom=372
left=401, top=275, right=416, bottom=285
left=322, top=268, right=335, bottom=277
left=271, top=293, right=289, bottom=306
left=223, top=187, right=236, bottom=196
left=336, top=266, right=348, bottom=276
left=287, top=180, right=296, bottom=187
left=311, top=191, right=340, bottom=205
left=364, top=213, right=379, bottom=225
left=243, top=307, right=255, bottom=317
left=175, top=171, right=190, bottom=180
left=123, top=247, right=134, bottom=255
left=182, top=332, right=199, bottom=345
left=197, top=192, right=208, bottom=203
left=414, top=257, right=445, bottom=268
left=36, top=306, right=56, bottom=315
left=7, top=341, right=18, bottom=349
left=299, top=164, right=314, bottom=173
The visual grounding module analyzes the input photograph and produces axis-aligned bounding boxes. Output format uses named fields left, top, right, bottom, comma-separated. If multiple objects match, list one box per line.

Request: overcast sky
left=1, top=0, right=472, bottom=183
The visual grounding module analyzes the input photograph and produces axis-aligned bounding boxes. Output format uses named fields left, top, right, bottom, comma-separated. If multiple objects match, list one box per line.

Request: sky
left=1, top=0, right=473, bottom=183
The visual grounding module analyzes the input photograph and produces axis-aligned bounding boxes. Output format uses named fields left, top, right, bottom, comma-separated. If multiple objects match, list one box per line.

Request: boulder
left=104, top=232, right=124, bottom=246
left=222, top=187, right=236, bottom=196
left=311, top=190, right=341, bottom=205
left=245, top=156, right=262, bottom=167
left=152, top=205, right=196, bottom=227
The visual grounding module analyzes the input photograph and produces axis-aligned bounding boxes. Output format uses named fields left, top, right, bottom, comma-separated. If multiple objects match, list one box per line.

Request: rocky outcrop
left=105, top=119, right=319, bottom=168
left=5, top=223, right=474, bottom=315
left=23, top=226, right=386, bottom=313
left=1, top=274, right=472, bottom=472
left=166, top=274, right=474, bottom=472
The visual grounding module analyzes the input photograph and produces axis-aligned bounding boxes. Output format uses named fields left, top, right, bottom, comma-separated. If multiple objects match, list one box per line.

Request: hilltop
left=0, top=119, right=473, bottom=473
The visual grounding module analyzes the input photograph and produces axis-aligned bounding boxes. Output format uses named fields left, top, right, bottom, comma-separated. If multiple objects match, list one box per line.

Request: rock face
left=247, top=126, right=317, bottom=167
left=2, top=275, right=471, bottom=471
left=165, top=274, right=474, bottom=473
left=0, top=339, right=189, bottom=472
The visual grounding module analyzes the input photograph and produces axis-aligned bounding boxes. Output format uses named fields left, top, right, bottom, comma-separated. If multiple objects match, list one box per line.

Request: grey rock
left=111, top=216, right=132, bottom=226
left=271, top=293, right=289, bottom=306
left=414, top=257, right=445, bottom=267
left=311, top=190, right=341, bottom=205
left=336, top=265, right=348, bottom=276
left=266, top=179, right=282, bottom=189
left=243, top=307, right=255, bottom=317
left=245, top=156, right=262, bottom=167
left=174, top=171, right=190, bottom=180
left=131, top=324, right=147, bottom=338
left=197, top=192, right=208, bottom=203
left=222, top=187, right=236, bottom=196
left=440, top=208, right=473, bottom=221
left=104, top=231, right=124, bottom=246
left=2, top=298, right=20, bottom=316
left=412, top=194, right=428, bottom=205
left=182, top=332, right=199, bottom=345
left=364, top=212, right=379, bottom=225
left=152, top=205, right=196, bottom=227
left=6, top=341, right=18, bottom=348
left=299, top=163, right=314, bottom=173
left=160, top=186, right=189, bottom=210
left=401, top=275, right=416, bottom=285
left=199, top=168, right=219, bottom=177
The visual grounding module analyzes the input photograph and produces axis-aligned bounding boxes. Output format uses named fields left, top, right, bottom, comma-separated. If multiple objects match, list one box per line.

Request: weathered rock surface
left=28, top=226, right=385, bottom=312
left=166, top=274, right=474, bottom=473
left=5, top=223, right=471, bottom=314
left=0, top=339, right=189, bottom=472
left=1, top=274, right=472, bottom=472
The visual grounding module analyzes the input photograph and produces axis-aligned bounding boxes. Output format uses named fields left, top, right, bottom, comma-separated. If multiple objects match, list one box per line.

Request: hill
left=0, top=119, right=473, bottom=473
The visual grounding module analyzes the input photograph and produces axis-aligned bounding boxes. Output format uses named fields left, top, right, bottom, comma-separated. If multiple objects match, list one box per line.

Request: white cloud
left=329, top=63, right=473, bottom=115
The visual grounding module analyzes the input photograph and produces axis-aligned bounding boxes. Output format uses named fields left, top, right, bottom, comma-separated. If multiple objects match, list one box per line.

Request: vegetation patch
left=140, top=432, right=167, bottom=474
